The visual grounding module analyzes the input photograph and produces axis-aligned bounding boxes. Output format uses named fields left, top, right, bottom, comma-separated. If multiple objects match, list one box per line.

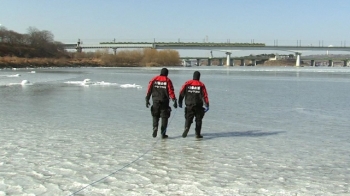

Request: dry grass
left=0, top=56, right=103, bottom=68
left=0, top=48, right=181, bottom=68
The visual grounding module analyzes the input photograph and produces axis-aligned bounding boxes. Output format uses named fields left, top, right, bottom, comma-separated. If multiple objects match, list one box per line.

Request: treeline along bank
left=0, top=26, right=181, bottom=68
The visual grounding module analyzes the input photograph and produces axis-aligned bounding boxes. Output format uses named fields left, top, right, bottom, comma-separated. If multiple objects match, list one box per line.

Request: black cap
left=193, top=71, right=200, bottom=80
left=160, top=68, right=168, bottom=76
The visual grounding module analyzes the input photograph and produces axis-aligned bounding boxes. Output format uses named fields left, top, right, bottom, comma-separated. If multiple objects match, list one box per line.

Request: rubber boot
left=152, top=117, right=159, bottom=138
left=195, top=127, right=203, bottom=138
left=161, top=126, right=168, bottom=138
left=161, top=127, right=168, bottom=139
left=161, top=118, right=168, bottom=139
left=182, top=127, right=190, bottom=138
left=195, top=133, right=203, bottom=138
left=152, top=127, right=158, bottom=138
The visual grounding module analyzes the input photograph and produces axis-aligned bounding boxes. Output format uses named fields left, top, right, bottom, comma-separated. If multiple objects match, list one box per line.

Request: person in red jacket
left=178, top=71, right=209, bottom=138
left=146, top=68, right=177, bottom=139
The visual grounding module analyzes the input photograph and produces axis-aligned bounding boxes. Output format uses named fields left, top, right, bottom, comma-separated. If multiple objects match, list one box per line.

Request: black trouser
left=151, top=100, right=171, bottom=135
left=184, top=105, right=205, bottom=135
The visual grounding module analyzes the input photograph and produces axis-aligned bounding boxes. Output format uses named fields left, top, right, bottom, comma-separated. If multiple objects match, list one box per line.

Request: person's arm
left=167, top=79, right=176, bottom=100
left=201, top=83, right=209, bottom=112
left=201, top=83, right=209, bottom=107
left=178, top=81, right=188, bottom=108
left=145, top=77, right=155, bottom=107
left=167, top=79, right=177, bottom=108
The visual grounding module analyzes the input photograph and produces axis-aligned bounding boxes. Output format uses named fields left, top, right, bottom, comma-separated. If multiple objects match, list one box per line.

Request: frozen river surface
left=0, top=66, right=349, bottom=195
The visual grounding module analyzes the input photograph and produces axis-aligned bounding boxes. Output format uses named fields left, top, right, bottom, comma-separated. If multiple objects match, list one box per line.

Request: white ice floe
left=120, top=83, right=142, bottom=89
left=93, top=81, right=118, bottom=86
left=64, top=78, right=93, bottom=86
left=7, top=80, right=32, bottom=86
left=21, top=80, right=30, bottom=85
left=65, top=79, right=142, bottom=88
left=83, top=78, right=92, bottom=84
left=0, top=74, right=21, bottom=77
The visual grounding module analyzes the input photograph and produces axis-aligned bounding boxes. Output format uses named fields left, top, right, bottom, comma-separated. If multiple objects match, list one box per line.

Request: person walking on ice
left=145, top=68, right=177, bottom=139
left=178, top=71, right=209, bottom=138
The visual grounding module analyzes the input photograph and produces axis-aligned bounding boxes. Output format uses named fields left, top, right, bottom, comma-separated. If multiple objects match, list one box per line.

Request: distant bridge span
left=63, top=41, right=350, bottom=66
left=179, top=56, right=350, bottom=67
left=63, top=42, right=350, bottom=52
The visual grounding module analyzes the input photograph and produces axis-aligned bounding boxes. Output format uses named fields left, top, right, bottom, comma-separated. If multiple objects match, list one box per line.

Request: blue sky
left=1, top=0, right=349, bottom=56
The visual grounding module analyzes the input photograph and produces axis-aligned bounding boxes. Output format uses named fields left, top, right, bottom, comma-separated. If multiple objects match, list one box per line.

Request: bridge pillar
left=76, top=39, right=82, bottom=53
left=252, top=59, right=257, bottom=66
left=343, top=60, right=349, bottom=67
left=311, top=60, right=315, bottom=67
left=328, top=60, right=333, bottom=67
left=208, top=58, right=211, bottom=66
left=196, top=59, right=200, bottom=66
left=295, top=53, right=301, bottom=67
left=112, top=48, right=117, bottom=55
left=76, top=47, right=82, bottom=53
left=226, top=52, right=232, bottom=66
left=219, top=59, right=223, bottom=66
left=240, top=59, right=245, bottom=66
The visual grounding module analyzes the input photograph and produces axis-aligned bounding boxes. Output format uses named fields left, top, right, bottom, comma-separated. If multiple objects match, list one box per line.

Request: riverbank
left=0, top=57, right=108, bottom=68
left=262, top=59, right=307, bottom=66
left=0, top=56, right=305, bottom=68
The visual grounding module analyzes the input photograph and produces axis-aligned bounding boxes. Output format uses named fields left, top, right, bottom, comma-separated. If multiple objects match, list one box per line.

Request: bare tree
left=25, top=27, right=65, bottom=57
left=0, top=26, right=8, bottom=42
left=0, top=27, right=26, bottom=45
left=26, top=27, right=54, bottom=45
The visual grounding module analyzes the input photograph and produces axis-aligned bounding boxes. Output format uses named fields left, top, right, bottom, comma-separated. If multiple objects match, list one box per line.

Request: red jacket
left=146, top=75, right=176, bottom=102
left=178, top=79, right=209, bottom=107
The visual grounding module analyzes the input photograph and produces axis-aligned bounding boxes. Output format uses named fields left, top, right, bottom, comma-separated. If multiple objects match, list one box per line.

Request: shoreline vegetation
left=0, top=26, right=182, bottom=68
left=0, top=49, right=182, bottom=68
left=0, top=56, right=303, bottom=68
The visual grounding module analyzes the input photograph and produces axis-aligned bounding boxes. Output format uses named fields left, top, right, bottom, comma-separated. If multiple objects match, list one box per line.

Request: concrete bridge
left=180, top=56, right=350, bottom=67
left=180, top=56, right=270, bottom=66
left=63, top=40, right=350, bottom=67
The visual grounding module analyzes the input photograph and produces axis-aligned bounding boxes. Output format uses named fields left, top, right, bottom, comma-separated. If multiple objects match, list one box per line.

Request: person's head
left=193, top=71, right=201, bottom=80
left=160, top=68, right=168, bottom=76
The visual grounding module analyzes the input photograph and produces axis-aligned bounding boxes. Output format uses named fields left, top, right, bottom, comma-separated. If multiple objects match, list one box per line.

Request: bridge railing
left=99, top=42, right=266, bottom=47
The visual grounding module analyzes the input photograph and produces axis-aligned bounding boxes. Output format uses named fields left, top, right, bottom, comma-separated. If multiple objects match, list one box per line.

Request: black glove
left=146, top=100, right=150, bottom=108
left=173, top=99, right=178, bottom=109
